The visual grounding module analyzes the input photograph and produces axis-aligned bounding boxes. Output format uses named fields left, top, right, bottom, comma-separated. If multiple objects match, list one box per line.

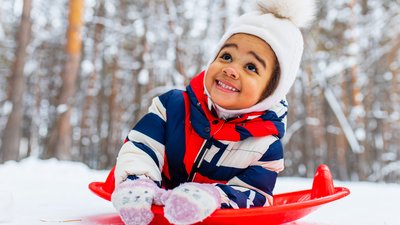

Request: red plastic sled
left=89, top=164, right=350, bottom=225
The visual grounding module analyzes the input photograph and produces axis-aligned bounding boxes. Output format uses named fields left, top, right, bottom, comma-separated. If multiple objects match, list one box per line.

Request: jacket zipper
left=188, top=139, right=213, bottom=181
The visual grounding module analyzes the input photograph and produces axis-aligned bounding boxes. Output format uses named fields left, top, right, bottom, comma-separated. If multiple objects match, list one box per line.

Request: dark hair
left=260, top=61, right=280, bottom=100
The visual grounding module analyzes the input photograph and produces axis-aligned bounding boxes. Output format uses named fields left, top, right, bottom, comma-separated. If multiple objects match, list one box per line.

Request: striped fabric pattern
left=115, top=72, right=287, bottom=208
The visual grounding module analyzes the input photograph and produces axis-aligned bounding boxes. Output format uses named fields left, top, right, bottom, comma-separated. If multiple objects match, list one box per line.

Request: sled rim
left=89, top=181, right=349, bottom=215
left=88, top=164, right=350, bottom=224
left=89, top=182, right=112, bottom=201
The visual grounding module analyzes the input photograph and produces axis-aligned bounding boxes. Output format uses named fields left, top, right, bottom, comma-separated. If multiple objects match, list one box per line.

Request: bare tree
left=45, top=0, right=84, bottom=160
left=79, top=0, right=105, bottom=166
left=1, top=0, right=32, bottom=162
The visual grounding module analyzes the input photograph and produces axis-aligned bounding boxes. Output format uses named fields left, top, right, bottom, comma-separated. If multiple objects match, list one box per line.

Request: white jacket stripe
left=115, top=142, right=162, bottom=185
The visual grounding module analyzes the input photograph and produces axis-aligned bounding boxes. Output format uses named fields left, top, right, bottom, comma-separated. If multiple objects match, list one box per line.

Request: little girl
left=111, top=0, right=316, bottom=224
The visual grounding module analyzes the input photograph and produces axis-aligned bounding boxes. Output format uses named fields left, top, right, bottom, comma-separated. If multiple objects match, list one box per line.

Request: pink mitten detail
left=164, top=183, right=221, bottom=225
left=111, top=178, right=160, bottom=225
left=153, top=188, right=170, bottom=206
left=118, top=208, right=154, bottom=225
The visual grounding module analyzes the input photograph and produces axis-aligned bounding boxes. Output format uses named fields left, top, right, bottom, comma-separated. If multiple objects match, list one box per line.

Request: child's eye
left=246, top=63, right=258, bottom=73
left=220, top=53, right=232, bottom=62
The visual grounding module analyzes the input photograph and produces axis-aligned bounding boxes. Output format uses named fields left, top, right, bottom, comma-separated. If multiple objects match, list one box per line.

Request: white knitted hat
left=205, top=0, right=316, bottom=117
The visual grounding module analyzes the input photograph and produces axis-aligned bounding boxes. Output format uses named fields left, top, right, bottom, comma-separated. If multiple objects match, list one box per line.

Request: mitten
left=111, top=178, right=164, bottom=225
left=163, top=182, right=221, bottom=225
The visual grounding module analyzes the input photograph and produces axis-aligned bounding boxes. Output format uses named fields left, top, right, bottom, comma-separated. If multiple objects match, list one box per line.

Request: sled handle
left=311, top=164, right=335, bottom=199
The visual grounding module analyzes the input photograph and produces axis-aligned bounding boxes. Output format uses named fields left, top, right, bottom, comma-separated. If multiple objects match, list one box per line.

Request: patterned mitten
left=163, top=182, right=221, bottom=225
left=111, top=178, right=164, bottom=225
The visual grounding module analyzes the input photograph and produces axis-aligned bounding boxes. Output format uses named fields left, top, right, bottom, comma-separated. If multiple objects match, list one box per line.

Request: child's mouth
left=216, top=80, right=240, bottom=92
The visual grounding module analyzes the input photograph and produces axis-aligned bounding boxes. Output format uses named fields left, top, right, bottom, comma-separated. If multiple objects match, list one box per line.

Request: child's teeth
left=218, top=81, right=238, bottom=91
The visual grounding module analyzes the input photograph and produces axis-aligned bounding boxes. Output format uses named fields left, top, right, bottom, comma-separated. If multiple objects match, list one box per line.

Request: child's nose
left=223, top=67, right=239, bottom=79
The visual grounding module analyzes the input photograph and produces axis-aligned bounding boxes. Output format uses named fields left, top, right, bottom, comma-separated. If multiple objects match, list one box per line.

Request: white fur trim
left=255, top=0, right=317, bottom=28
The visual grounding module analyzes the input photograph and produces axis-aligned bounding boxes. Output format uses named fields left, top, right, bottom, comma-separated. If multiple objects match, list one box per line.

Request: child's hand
left=111, top=178, right=165, bottom=225
left=163, top=182, right=221, bottom=225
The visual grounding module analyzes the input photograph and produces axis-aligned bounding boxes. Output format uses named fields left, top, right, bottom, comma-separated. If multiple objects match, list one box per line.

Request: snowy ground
left=0, top=158, right=399, bottom=225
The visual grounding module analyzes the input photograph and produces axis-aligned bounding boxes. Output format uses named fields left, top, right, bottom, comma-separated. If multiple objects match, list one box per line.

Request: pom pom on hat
left=255, top=0, right=317, bottom=28
left=205, top=0, right=317, bottom=117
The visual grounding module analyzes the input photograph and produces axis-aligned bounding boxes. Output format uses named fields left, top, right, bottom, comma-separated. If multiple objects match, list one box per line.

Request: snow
left=0, top=158, right=399, bottom=225
left=138, top=69, right=150, bottom=85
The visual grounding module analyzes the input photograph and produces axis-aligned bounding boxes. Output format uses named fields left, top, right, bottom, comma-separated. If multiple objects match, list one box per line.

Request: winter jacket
left=115, top=71, right=288, bottom=208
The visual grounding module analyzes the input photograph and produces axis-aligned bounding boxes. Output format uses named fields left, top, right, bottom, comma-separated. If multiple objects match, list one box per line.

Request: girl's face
left=205, top=33, right=277, bottom=110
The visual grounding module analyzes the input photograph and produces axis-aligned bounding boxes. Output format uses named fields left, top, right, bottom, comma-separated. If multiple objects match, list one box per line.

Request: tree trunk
left=388, top=40, right=400, bottom=173
left=1, top=0, right=32, bottom=162
left=301, top=68, right=315, bottom=177
left=79, top=0, right=105, bottom=166
left=133, top=32, right=149, bottom=124
left=46, top=0, right=84, bottom=160
left=104, top=56, right=121, bottom=168
left=348, top=0, right=368, bottom=180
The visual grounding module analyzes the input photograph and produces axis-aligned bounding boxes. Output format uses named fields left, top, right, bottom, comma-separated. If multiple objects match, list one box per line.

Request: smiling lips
left=216, top=80, right=240, bottom=92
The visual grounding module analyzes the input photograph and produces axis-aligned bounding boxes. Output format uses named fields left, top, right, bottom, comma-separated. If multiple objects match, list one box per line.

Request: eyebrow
left=249, top=51, right=266, bottom=69
left=220, top=43, right=267, bottom=69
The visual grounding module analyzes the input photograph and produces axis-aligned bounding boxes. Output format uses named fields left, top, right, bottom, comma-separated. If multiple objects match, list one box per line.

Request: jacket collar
left=186, top=71, right=287, bottom=141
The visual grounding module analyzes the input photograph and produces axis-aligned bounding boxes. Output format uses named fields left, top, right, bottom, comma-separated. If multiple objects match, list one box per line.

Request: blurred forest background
left=0, top=0, right=399, bottom=183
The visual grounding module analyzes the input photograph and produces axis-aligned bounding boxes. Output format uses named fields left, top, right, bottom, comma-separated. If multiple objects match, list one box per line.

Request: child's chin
left=211, top=95, right=240, bottom=109
left=215, top=102, right=237, bottom=110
